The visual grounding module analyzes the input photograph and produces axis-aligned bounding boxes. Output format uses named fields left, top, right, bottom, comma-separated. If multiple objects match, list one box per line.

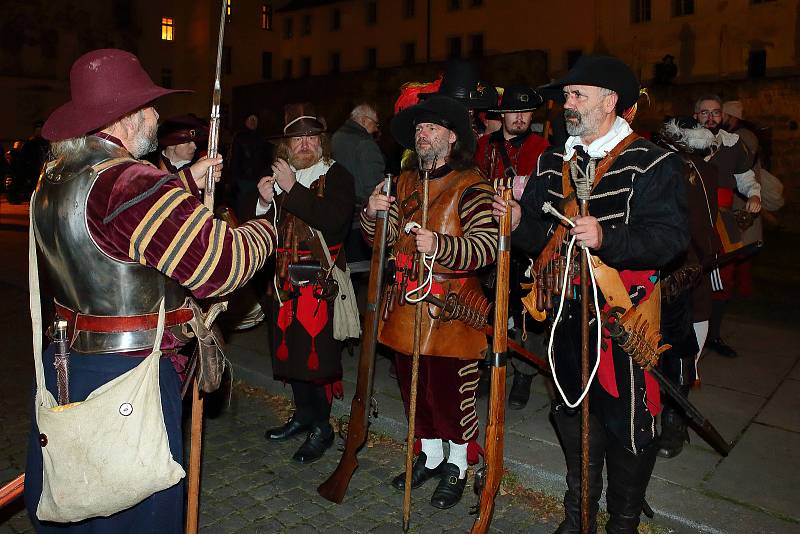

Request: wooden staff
left=573, top=160, right=594, bottom=534
left=0, top=474, right=24, bottom=509
left=187, top=3, right=227, bottom=532
left=402, top=162, right=432, bottom=532
left=470, top=181, right=512, bottom=533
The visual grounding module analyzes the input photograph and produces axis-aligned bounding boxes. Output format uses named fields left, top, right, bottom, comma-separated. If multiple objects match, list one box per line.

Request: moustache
left=564, top=109, right=581, bottom=121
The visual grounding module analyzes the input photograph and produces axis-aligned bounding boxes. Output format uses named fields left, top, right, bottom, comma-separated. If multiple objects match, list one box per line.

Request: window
left=222, top=46, right=232, bottom=74
left=751, top=0, right=777, bottom=3
left=403, top=42, right=416, bottom=66
left=261, top=4, right=272, bottom=30
left=283, top=17, right=293, bottom=38
left=672, top=0, right=693, bottom=16
left=469, top=33, right=483, bottom=58
left=404, top=0, right=415, bottom=18
left=283, top=58, right=293, bottom=79
left=448, top=36, right=462, bottom=59
left=302, top=14, right=311, bottom=35
left=226, top=0, right=232, bottom=22
left=748, top=49, right=766, bottom=77
left=366, top=1, right=377, bottom=25
left=161, top=68, right=172, bottom=88
left=631, top=0, right=652, bottom=23
left=330, top=52, right=341, bottom=74
left=470, top=0, right=483, bottom=5
left=566, top=49, right=582, bottom=69
left=331, top=8, right=341, bottom=30
left=262, top=51, right=272, bottom=79
left=366, top=47, right=377, bottom=69
left=301, top=56, right=311, bottom=77
left=448, top=0, right=461, bottom=10
left=161, top=17, right=174, bottom=41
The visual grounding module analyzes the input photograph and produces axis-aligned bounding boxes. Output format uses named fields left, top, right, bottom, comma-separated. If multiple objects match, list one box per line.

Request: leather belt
left=54, top=301, right=194, bottom=334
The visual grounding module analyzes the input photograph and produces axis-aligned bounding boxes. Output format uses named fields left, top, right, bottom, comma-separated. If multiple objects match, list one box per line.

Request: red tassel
left=307, top=339, right=319, bottom=370
left=276, top=342, right=289, bottom=361
left=467, top=440, right=483, bottom=465
left=412, top=438, right=421, bottom=456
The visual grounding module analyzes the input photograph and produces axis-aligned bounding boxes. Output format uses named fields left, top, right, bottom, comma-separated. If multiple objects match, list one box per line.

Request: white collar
left=161, top=150, right=190, bottom=170
left=563, top=116, right=633, bottom=161
left=714, top=129, right=739, bottom=148
left=274, top=159, right=333, bottom=195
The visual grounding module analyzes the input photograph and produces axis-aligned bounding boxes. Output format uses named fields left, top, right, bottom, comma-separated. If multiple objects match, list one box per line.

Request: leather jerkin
left=378, top=169, right=493, bottom=360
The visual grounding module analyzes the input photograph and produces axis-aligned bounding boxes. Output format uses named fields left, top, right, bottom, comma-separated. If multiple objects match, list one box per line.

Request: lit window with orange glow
left=161, top=17, right=174, bottom=41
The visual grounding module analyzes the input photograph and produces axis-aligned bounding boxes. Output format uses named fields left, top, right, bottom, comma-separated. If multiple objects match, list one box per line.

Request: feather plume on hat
left=394, top=79, right=442, bottom=114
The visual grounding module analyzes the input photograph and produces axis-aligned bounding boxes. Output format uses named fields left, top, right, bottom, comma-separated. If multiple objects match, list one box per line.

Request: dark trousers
left=290, top=381, right=332, bottom=427
left=25, top=345, right=184, bottom=533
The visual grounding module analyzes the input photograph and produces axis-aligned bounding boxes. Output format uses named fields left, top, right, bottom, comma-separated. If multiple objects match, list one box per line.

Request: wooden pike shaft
left=402, top=167, right=431, bottom=531
left=579, top=197, right=590, bottom=534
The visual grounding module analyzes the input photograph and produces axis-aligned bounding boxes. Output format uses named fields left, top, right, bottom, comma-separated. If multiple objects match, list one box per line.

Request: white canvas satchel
left=29, top=196, right=185, bottom=523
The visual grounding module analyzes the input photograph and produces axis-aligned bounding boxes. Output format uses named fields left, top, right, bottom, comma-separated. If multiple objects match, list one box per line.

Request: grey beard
left=131, top=131, right=158, bottom=158
left=564, top=108, right=604, bottom=139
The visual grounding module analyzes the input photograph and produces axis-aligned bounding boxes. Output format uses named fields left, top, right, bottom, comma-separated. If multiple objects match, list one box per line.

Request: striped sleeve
left=360, top=203, right=400, bottom=248
left=92, top=162, right=276, bottom=299
left=436, top=184, right=498, bottom=270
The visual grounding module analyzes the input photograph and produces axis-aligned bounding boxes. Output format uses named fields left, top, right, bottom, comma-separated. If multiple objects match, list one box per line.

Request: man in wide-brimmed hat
left=495, top=55, right=689, bottom=533
left=156, top=113, right=209, bottom=174
left=474, top=84, right=549, bottom=409
left=28, top=48, right=277, bottom=532
left=256, top=102, right=356, bottom=465
left=362, top=95, right=497, bottom=509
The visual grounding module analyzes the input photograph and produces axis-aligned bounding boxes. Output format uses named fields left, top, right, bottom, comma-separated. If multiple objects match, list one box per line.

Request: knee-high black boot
left=552, top=403, right=605, bottom=534
left=604, top=439, right=658, bottom=534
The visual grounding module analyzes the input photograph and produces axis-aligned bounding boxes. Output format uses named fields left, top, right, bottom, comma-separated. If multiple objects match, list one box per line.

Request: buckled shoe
left=391, top=451, right=444, bottom=490
left=430, top=462, right=467, bottom=509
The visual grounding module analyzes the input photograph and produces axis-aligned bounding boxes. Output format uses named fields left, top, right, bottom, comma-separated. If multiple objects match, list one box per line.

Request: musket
left=318, top=173, right=393, bottom=503
left=402, top=160, right=432, bottom=532
left=470, top=181, right=512, bottom=533
left=186, top=3, right=227, bottom=533
left=663, top=240, right=763, bottom=303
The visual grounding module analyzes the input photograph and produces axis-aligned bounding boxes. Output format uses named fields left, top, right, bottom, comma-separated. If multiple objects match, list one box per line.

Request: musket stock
left=471, top=184, right=512, bottom=533
left=318, top=174, right=393, bottom=503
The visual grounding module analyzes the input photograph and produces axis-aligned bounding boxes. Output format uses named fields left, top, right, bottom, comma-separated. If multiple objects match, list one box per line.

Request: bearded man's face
left=130, top=107, right=159, bottom=158
left=562, top=85, right=612, bottom=140
left=502, top=112, right=533, bottom=137
left=287, top=135, right=322, bottom=169
left=414, top=122, right=455, bottom=168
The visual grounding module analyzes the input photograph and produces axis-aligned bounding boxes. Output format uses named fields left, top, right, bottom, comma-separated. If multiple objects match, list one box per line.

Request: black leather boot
left=657, top=405, right=689, bottom=459
left=604, top=440, right=658, bottom=534
left=430, top=462, right=467, bottom=509
left=265, top=416, right=311, bottom=441
left=552, top=404, right=604, bottom=534
left=391, top=451, right=444, bottom=490
left=291, top=423, right=334, bottom=463
left=508, top=371, right=534, bottom=410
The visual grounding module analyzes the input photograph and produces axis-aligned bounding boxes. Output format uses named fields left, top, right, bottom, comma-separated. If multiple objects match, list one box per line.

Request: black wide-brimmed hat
left=419, top=59, right=498, bottom=110
left=391, top=95, right=474, bottom=153
left=539, top=55, right=640, bottom=111
left=490, top=85, right=544, bottom=112
left=269, top=102, right=327, bottom=139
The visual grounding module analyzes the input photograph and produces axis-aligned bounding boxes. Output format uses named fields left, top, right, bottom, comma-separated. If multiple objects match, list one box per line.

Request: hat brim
left=489, top=105, right=541, bottom=113
left=538, top=73, right=638, bottom=111
left=391, top=96, right=475, bottom=153
left=42, top=86, right=189, bottom=142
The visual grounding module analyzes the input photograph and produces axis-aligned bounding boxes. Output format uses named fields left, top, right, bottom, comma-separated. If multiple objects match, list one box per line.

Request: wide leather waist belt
left=54, top=301, right=194, bottom=334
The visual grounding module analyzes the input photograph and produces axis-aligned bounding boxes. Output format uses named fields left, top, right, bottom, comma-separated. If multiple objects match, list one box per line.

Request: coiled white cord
left=541, top=202, right=603, bottom=409
left=402, top=221, right=439, bottom=303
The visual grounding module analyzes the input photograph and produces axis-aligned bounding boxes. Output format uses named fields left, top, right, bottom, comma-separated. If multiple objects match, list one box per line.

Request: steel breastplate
left=32, top=136, right=188, bottom=353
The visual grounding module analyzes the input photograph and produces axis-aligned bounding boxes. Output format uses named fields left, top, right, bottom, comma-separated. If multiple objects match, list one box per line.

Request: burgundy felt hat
left=158, top=114, right=209, bottom=147
left=42, top=49, right=189, bottom=141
